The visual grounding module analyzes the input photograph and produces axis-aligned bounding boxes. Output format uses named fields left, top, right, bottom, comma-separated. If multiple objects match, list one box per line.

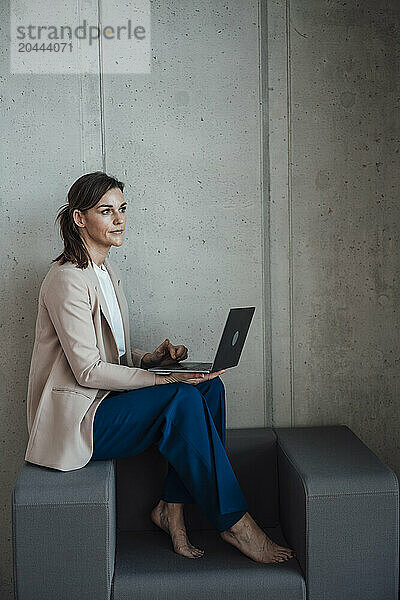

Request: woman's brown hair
left=51, top=171, right=124, bottom=270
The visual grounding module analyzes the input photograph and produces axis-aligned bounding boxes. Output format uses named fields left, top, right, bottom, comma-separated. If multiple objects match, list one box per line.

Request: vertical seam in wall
left=258, top=0, right=267, bottom=427
left=97, top=0, right=106, bottom=172
left=285, top=0, right=294, bottom=427
left=258, top=0, right=272, bottom=427
left=78, top=73, right=85, bottom=169
left=77, top=0, right=85, bottom=170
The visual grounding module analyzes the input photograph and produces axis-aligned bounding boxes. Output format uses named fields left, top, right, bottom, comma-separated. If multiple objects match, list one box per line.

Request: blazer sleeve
left=132, top=348, right=149, bottom=368
left=43, top=268, right=156, bottom=390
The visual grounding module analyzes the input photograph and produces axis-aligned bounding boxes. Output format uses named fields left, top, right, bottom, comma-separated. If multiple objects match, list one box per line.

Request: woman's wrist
left=140, top=353, right=153, bottom=368
left=155, top=374, right=165, bottom=385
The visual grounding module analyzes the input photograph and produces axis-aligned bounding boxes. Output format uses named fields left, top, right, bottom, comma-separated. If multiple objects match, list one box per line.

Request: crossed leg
left=151, top=377, right=296, bottom=563
left=151, top=376, right=226, bottom=558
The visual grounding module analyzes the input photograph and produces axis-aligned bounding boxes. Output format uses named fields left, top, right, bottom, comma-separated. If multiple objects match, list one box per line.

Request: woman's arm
left=131, top=348, right=150, bottom=368
left=43, top=268, right=156, bottom=390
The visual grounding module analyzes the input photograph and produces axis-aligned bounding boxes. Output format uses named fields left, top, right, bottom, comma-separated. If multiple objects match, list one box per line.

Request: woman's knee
left=179, top=378, right=224, bottom=398
left=172, top=379, right=224, bottom=413
left=167, top=383, right=206, bottom=424
left=175, top=381, right=203, bottom=400
left=202, top=376, right=225, bottom=402
left=210, top=375, right=225, bottom=393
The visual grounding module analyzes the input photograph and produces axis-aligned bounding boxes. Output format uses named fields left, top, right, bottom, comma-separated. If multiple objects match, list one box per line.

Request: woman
left=25, top=171, right=295, bottom=564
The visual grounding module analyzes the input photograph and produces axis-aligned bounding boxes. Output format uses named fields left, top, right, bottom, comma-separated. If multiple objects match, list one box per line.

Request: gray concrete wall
left=1, top=0, right=399, bottom=596
left=268, top=0, right=400, bottom=477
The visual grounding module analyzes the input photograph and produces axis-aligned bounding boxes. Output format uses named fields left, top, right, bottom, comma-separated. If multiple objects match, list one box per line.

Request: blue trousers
left=90, top=377, right=249, bottom=532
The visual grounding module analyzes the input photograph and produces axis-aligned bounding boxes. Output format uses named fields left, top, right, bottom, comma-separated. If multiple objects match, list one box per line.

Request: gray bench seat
left=12, top=425, right=399, bottom=600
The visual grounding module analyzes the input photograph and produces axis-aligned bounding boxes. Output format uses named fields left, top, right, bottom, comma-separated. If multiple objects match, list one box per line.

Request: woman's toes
left=276, top=552, right=289, bottom=561
left=172, top=534, right=204, bottom=559
left=187, top=547, right=204, bottom=559
left=277, top=545, right=295, bottom=557
left=189, top=544, right=204, bottom=557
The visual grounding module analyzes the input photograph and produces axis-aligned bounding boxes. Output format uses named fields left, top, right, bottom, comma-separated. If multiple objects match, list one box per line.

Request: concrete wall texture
left=0, top=0, right=399, bottom=596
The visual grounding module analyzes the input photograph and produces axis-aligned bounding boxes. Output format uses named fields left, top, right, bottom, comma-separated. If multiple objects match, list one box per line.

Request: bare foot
left=151, top=500, right=205, bottom=559
left=220, top=512, right=296, bottom=564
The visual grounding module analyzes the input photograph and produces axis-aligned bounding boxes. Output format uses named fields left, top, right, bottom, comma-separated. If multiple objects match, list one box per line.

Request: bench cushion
left=112, top=526, right=305, bottom=600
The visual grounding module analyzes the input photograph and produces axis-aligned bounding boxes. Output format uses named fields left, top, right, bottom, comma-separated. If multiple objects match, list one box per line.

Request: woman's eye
left=102, top=207, right=126, bottom=215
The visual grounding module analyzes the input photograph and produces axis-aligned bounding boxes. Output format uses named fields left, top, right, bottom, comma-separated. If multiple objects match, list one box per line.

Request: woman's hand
left=155, top=369, right=226, bottom=386
left=141, top=338, right=188, bottom=368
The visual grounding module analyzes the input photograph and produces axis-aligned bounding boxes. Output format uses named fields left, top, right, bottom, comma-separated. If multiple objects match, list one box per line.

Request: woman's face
left=74, top=187, right=127, bottom=251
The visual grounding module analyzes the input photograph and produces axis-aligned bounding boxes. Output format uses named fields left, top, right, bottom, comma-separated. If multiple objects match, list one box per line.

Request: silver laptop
left=148, top=307, right=255, bottom=374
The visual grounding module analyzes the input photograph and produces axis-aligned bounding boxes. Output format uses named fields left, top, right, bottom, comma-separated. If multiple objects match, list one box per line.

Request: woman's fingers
left=181, top=372, right=204, bottom=381
left=186, top=369, right=226, bottom=385
left=167, top=343, right=188, bottom=361
left=204, top=369, right=226, bottom=381
left=158, top=369, right=227, bottom=386
left=174, top=345, right=188, bottom=361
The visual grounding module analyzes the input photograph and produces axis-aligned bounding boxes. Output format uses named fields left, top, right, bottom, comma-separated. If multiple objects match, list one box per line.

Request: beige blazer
left=24, top=256, right=157, bottom=472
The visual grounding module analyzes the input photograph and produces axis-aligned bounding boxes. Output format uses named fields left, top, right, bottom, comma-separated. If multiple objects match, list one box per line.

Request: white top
left=93, top=262, right=126, bottom=357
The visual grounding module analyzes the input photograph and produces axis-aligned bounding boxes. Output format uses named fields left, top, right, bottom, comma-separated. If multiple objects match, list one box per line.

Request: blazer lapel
left=82, top=258, right=133, bottom=367
left=103, top=257, right=133, bottom=367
